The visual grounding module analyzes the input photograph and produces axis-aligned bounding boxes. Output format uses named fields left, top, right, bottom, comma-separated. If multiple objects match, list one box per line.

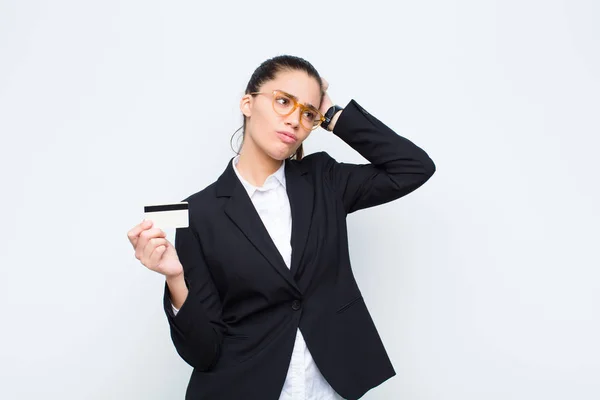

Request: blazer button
left=291, top=300, right=302, bottom=311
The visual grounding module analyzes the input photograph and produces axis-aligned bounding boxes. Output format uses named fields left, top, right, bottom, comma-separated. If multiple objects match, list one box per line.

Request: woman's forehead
left=262, top=70, right=321, bottom=104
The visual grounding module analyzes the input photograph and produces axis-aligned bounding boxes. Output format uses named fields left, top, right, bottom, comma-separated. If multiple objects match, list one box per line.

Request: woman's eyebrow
left=282, top=90, right=317, bottom=109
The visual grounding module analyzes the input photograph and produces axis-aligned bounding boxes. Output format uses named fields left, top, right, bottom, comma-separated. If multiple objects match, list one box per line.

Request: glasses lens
left=300, top=106, right=321, bottom=129
left=271, top=91, right=322, bottom=130
left=272, top=91, right=295, bottom=116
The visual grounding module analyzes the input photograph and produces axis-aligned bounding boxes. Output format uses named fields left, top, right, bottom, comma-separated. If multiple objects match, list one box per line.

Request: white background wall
left=1, top=0, right=598, bottom=399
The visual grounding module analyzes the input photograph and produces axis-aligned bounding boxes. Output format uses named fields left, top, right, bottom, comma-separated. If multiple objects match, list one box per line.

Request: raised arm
left=322, top=99, right=436, bottom=214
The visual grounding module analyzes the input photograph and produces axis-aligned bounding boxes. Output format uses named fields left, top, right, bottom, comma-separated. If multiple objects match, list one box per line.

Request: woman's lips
left=276, top=131, right=297, bottom=144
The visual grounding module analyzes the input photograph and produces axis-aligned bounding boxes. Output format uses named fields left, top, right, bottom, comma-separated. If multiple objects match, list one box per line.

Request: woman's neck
left=236, top=140, right=283, bottom=187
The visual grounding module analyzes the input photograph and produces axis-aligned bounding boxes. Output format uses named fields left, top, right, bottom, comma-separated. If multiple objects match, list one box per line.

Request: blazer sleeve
left=322, top=99, right=436, bottom=214
left=163, top=218, right=225, bottom=370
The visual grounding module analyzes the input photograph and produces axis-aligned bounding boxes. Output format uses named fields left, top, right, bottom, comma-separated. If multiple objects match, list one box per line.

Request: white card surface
left=143, top=202, right=189, bottom=229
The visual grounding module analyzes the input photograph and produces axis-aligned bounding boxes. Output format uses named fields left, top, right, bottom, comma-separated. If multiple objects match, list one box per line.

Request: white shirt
left=173, top=156, right=344, bottom=400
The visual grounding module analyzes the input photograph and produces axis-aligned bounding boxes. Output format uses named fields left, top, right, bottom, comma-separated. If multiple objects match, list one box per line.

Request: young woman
left=127, top=55, right=435, bottom=400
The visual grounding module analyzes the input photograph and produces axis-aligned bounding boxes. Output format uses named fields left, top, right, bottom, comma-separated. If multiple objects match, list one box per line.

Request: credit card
left=143, top=202, right=189, bottom=229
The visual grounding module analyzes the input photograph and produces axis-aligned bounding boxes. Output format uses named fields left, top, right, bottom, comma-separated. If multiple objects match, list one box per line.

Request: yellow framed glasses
left=250, top=90, right=325, bottom=131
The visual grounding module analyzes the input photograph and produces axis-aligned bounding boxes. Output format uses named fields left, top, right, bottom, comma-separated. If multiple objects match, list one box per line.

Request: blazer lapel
left=217, top=160, right=301, bottom=295
left=285, top=159, right=314, bottom=277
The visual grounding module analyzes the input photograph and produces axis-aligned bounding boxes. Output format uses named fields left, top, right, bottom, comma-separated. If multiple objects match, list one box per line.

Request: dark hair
left=231, top=55, right=324, bottom=161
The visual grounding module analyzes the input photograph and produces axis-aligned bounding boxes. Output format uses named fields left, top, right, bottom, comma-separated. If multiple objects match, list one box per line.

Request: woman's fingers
left=135, top=227, right=166, bottom=260
left=127, top=220, right=153, bottom=247
left=322, top=78, right=329, bottom=91
left=148, top=244, right=168, bottom=268
left=128, top=220, right=176, bottom=275
left=142, top=237, right=169, bottom=265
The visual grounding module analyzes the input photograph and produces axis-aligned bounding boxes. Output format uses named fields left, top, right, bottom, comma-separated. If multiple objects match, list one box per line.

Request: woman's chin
left=266, top=145, right=295, bottom=161
left=270, top=153, right=292, bottom=161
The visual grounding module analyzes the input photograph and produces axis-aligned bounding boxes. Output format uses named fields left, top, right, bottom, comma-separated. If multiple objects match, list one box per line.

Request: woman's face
left=240, top=69, right=322, bottom=160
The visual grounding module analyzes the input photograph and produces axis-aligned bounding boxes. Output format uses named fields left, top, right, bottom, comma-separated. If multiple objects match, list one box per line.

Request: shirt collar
left=232, top=155, right=286, bottom=197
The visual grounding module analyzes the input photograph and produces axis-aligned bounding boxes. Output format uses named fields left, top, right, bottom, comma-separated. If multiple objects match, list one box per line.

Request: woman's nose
left=284, top=108, right=301, bottom=127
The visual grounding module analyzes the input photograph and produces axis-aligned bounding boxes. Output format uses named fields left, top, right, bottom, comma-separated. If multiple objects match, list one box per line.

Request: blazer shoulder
left=294, top=151, right=337, bottom=172
left=181, top=180, right=218, bottom=206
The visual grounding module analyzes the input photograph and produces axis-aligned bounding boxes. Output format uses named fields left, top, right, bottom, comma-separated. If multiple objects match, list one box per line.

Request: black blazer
left=163, top=99, right=436, bottom=400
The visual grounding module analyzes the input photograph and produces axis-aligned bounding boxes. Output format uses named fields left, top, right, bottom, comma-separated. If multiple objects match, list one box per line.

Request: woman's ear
left=240, top=94, right=252, bottom=117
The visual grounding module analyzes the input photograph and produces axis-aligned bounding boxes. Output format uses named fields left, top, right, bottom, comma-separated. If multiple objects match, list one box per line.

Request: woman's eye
left=276, top=96, right=290, bottom=105
left=304, top=111, right=316, bottom=120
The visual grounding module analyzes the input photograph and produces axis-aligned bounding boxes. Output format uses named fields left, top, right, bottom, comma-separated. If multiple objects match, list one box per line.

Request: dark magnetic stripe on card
left=144, top=203, right=188, bottom=213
